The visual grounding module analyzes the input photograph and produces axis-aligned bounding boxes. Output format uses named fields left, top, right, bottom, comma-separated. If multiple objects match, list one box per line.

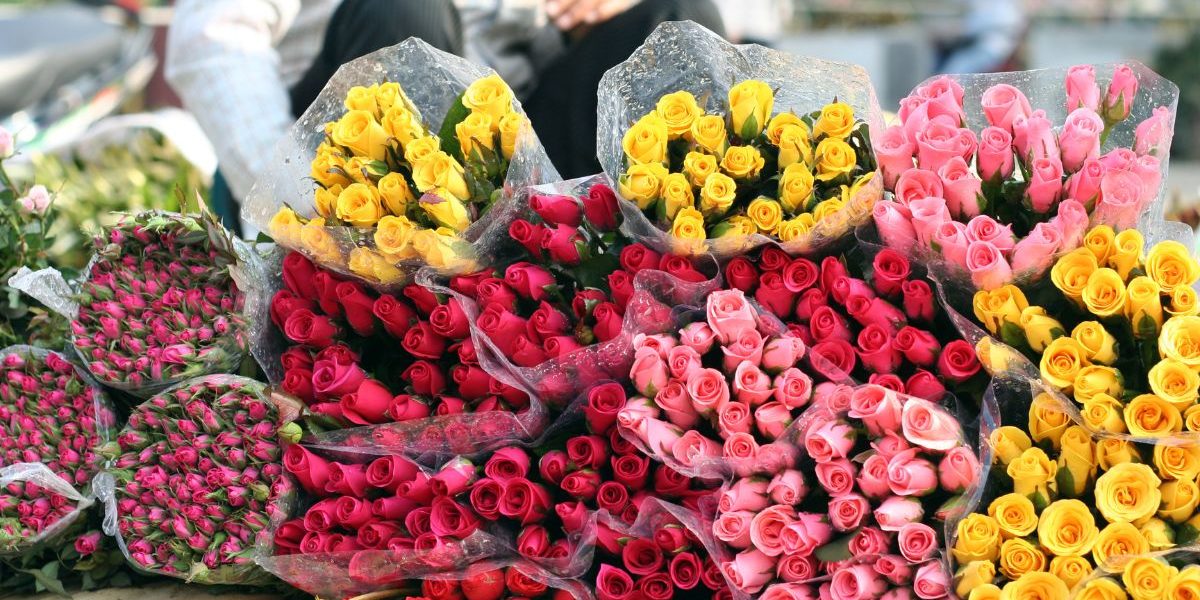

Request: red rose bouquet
left=406, top=563, right=592, bottom=600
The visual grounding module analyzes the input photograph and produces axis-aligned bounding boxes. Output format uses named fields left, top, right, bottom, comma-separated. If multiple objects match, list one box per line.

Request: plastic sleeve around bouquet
left=0, top=463, right=94, bottom=555
left=241, top=37, right=559, bottom=287
left=237, top=243, right=290, bottom=385
left=596, top=20, right=885, bottom=259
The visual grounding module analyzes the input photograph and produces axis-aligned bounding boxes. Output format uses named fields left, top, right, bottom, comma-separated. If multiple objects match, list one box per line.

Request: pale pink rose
left=829, top=563, right=887, bottom=600
left=751, top=504, right=797, bottom=557
left=873, top=432, right=913, bottom=460
left=756, top=442, right=800, bottom=475
left=828, top=493, right=870, bottom=532
left=707, top=289, right=758, bottom=345
left=1026, top=157, right=1065, bottom=214
left=1132, top=154, right=1162, bottom=207
left=847, top=385, right=903, bottom=437
left=673, top=429, right=723, bottom=470
left=1064, top=158, right=1106, bottom=204
left=734, top=361, right=776, bottom=406
left=964, top=215, right=1015, bottom=254
left=875, top=125, right=916, bottom=189
left=886, top=449, right=939, bottom=497
left=616, top=395, right=661, bottom=430
left=873, top=201, right=917, bottom=252
left=804, top=419, right=857, bottom=463
left=815, top=458, right=857, bottom=496
left=687, top=367, right=731, bottom=416
left=939, top=445, right=981, bottom=493
left=908, top=197, right=951, bottom=248
left=1051, top=198, right=1089, bottom=248
left=722, top=329, right=766, bottom=374
left=1135, top=105, right=1174, bottom=157
left=1100, top=147, right=1137, bottom=173
left=933, top=221, right=970, bottom=270
left=915, top=76, right=966, bottom=121
left=718, top=401, right=754, bottom=438
left=1059, top=107, right=1104, bottom=173
left=17, top=185, right=51, bottom=216
left=976, top=126, right=1015, bottom=181
left=912, top=561, right=950, bottom=600
left=1013, top=109, right=1059, bottom=166
left=874, top=555, right=914, bottom=586
left=666, top=344, right=703, bottom=381
left=901, top=397, right=963, bottom=451
left=714, top=510, right=755, bottom=548
left=936, top=156, right=982, bottom=219
left=894, top=169, right=944, bottom=207
left=1104, top=64, right=1139, bottom=121
left=723, top=549, right=777, bottom=594
left=755, top=401, right=793, bottom=441
left=773, top=368, right=813, bottom=409
left=725, top=432, right=761, bottom=477
left=964, top=241, right=1012, bottom=290
left=849, top=526, right=892, bottom=557
left=1066, top=64, right=1101, bottom=112
left=679, top=321, right=717, bottom=354
left=762, top=336, right=806, bottom=374
left=813, top=383, right=854, bottom=413
left=1094, top=169, right=1145, bottom=230
left=915, top=120, right=963, bottom=171
left=954, top=128, right=978, bottom=164
left=631, top=347, right=669, bottom=397
left=633, top=416, right=684, bottom=457
left=897, top=523, right=938, bottom=563
left=780, top=512, right=833, bottom=556
left=874, top=495, right=926, bottom=531
left=768, top=469, right=809, bottom=505
left=1010, top=222, right=1064, bottom=276
left=881, top=589, right=915, bottom=600
left=776, top=556, right=820, bottom=586
left=633, top=333, right=677, bottom=358
left=720, top=478, right=771, bottom=513
left=857, top=453, right=892, bottom=500
left=897, top=95, right=932, bottom=146
left=980, top=83, right=1033, bottom=133
left=656, top=380, right=700, bottom=429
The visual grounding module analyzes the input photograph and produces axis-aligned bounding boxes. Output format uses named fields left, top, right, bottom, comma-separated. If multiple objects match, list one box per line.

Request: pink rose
left=1066, top=64, right=1101, bottom=112
left=815, top=458, right=857, bottom=496
left=894, top=169, right=944, bottom=207
left=873, top=201, right=917, bottom=253
left=874, top=555, right=914, bottom=586
left=937, top=157, right=982, bottom=219
left=914, top=76, right=966, bottom=123
left=718, top=401, right=754, bottom=438
left=912, top=561, right=950, bottom=600
left=1064, top=158, right=1106, bottom=205
left=874, top=495, right=925, bottom=531
left=848, top=385, right=904, bottom=437
left=632, top=416, right=684, bottom=457
left=762, top=337, right=806, bottom=374
left=780, top=512, right=833, bottom=556
left=617, top=395, right=661, bottom=431
left=707, top=289, right=758, bottom=345
left=751, top=504, right=797, bottom=557
left=933, top=221, right=970, bottom=270
left=755, top=401, right=793, bottom=441
left=768, top=469, right=808, bottom=505
left=656, top=380, right=699, bottom=429
left=687, top=368, right=731, bottom=416
left=897, top=96, right=947, bottom=146
left=734, top=361, right=775, bottom=406
left=756, top=442, right=800, bottom=475
left=804, top=419, right=857, bottom=463
left=964, top=241, right=1012, bottom=290
left=814, top=383, right=854, bottom=413
left=1135, top=105, right=1174, bottom=157
left=1012, top=110, right=1059, bottom=165
left=773, top=368, right=813, bottom=409
left=977, top=126, right=1015, bottom=181
left=874, top=432, right=913, bottom=460
left=1100, top=147, right=1137, bottom=173
left=1026, top=157, right=1065, bottom=214
left=886, top=449, right=939, bottom=497
left=964, top=215, right=1015, bottom=254
left=673, top=430, right=722, bottom=469
left=891, top=327, right=940, bottom=369
left=829, top=564, right=887, bottom=600
left=1133, top=154, right=1162, bottom=207
left=939, top=445, right=981, bottom=493
left=850, top=526, right=892, bottom=557
left=1104, top=64, right=1139, bottom=121
left=828, top=493, right=870, bottom=532
left=901, top=397, right=963, bottom=451
left=724, top=432, right=761, bottom=476
left=720, top=478, right=771, bottom=513
left=857, top=453, right=892, bottom=500
left=1059, top=108, right=1104, bottom=173
left=875, top=125, right=916, bottom=189
left=631, top=347, right=668, bottom=398
left=954, top=127, right=978, bottom=163
left=1051, top=198, right=1090, bottom=248
left=723, top=549, right=777, bottom=594
left=897, top=522, right=938, bottom=563
left=981, top=83, right=1033, bottom=133
left=679, top=322, right=717, bottom=354
left=714, top=510, right=754, bottom=548
left=908, top=197, right=950, bottom=248
left=1094, top=169, right=1145, bottom=230
left=666, top=345, right=703, bottom=381
left=722, top=329, right=767, bottom=374
left=1010, top=222, right=1064, bottom=276
left=776, top=556, right=820, bottom=585
left=915, top=120, right=964, bottom=171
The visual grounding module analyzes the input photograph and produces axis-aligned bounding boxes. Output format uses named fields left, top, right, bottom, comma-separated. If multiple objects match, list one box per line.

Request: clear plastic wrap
left=242, top=37, right=559, bottom=287
left=596, top=20, right=885, bottom=259
left=0, top=463, right=93, bottom=555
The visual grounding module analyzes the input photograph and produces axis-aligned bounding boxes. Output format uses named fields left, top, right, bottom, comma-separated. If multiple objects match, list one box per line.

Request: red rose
left=498, top=478, right=551, bottom=525
left=868, top=373, right=906, bottom=394
left=356, top=522, right=403, bottom=549
left=901, top=279, right=935, bottom=323
left=529, top=301, right=570, bottom=340
left=584, top=183, right=620, bottom=231
left=474, top=396, right=501, bottom=413
left=435, top=396, right=466, bottom=416
left=585, top=382, right=625, bottom=434
left=544, top=335, right=583, bottom=358
left=333, top=496, right=374, bottom=529
left=509, top=334, right=548, bottom=367
left=468, top=477, right=503, bottom=520
left=461, top=565, right=506, bottom=600
left=340, top=378, right=394, bottom=424
left=402, top=321, right=448, bottom=360
left=403, top=284, right=440, bottom=316
left=282, top=252, right=319, bottom=298
left=283, top=443, right=330, bottom=493
left=808, top=305, right=853, bottom=343
left=596, top=564, right=636, bottom=600
left=611, top=453, right=649, bottom=490
left=652, top=464, right=690, bottom=497
left=484, top=447, right=530, bottom=481
left=309, top=402, right=345, bottom=421
left=819, top=255, right=849, bottom=293
left=325, top=462, right=368, bottom=496
left=516, top=524, right=551, bottom=558
left=906, top=369, right=946, bottom=401
left=857, top=323, right=902, bottom=374
left=569, top=289, right=607, bottom=320
left=430, top=298, right=471, bottom=340
left=452, top=365, right=494, bottom=400
left=335, top=281, right=377, bottom=336
left=366, top=455, right=418, bottom=492
left=312, top=271, right=343, bottom=317
left=475, top=278, right=518, bottom=312
left=530, top=193, right=583, bottom=227
left=560, top=470, right=601, bottom=501
left=282, top=368, right=314, bottom=404
left=607, top=270, right=635, bottom=310
left=280, top=347, right=313, bottom=371
left=454, top=339, right=478, bottom=365
left=793, top=288, right=827, bottom=322
left=373, top=294, right=418, bottom=339
left=270, top=290, right=316, bottom=330
left=622, top=537, right=664, bottom=576
left=450, top=270, right=493, bottom=298
left=892, top=326, right=940, bottom=367
left=759, top=247, right=790, bottom=272
left=669, top=552, right=702, bottom=590
left=476, top=306, right=528, bottom=354
left=538, top=450, right=569, bottom=485
left=422, top=578, right=461, bottom=600
left=510, top=219, right=547, bottom=259
left=592, top=302, right=623, bottom=342
left=846, top=294, right=907, bottom=332
left=312, top=358, right=365, bottom=398
left=541, top=224, right=584, bottom=265
left=595, top=522, right=624, bottom=555
left=829, top=276, right=876, bottom=306
left=273, top=520, right=305, bottom=555
left=755, top=271, right=796, bottom=318
left=317, top=343, right=359, bottom=365
left=505, top=262, right=556, bottom=301
left=429, top=496, right=480, bottom=539
left=566, top=435, right=609, bottom=470
left=404, top=505, right=433, bottom=537
left=619, top=244, right=661, bottom=274
left=596, top=481, right=630, bottom=513
left=659, top=254, right=707, bottom=283
left=489, top=379, right=528, bottom=406
left=809, top=339, right=857, bottom=382
left=639, top=573, right=674, bottom=600
left=389, top=394, right=431, bottom=422
left=872, top=248, right=912, bottom=297
left=783, top=257, right=819, bottom=293
left=403, top=360, right=446, bottom=396
left=555, top=501, right=589, bottom=534
left=788, top=322, right=812, bottom=346
left=725, top=257, right=759, bottom=292
left=937, top=339, right=980, bottom=383
left=283, top=309, right=340, bottom=348
left=505, top=567, right=548, bottom=598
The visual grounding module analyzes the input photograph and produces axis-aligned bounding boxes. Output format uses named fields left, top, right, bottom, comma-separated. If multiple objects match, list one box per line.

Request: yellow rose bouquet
left=597, top=21, right=884, bottom=257
left=972, top=225, right=1200, bottom=439
left=1073, top=551, right=1200, bottom=600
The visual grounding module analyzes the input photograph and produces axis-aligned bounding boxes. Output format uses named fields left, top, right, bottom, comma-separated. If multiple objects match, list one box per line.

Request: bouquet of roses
left=597, top=21, right=884, bottom=257
left=725, top=246, right=985, bottom=399
left=1069, top=551, right=1200, bottom=600
left=100, top=376, right=296, bottom=584
left=950, top=390, right=1200, bottom=599
left=873, top=62, right=1177, bottom=290
left=272, top=251, right=535, bottom=455
left=972, top=225, right=1200, bottom=438
left=249, top=38, right=556, bottom=283
left=405, top=563, right=592, bottom=600
left=712, top=383, right=971, bottom=598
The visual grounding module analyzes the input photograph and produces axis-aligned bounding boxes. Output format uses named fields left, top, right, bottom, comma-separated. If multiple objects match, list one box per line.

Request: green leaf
left=999, top=321, right=1029, bottom=350
left=1178, top=523, right=1199, bottom=546
left=934, top=494, right=969, bottom=522
left=16, top=562, right=66, bottom=598
left=814, top=532, right=855, bottom=563
left=1135, top=313, right=1160, bottom=339
left=1056, top=464, right=1078, bottom=498
left=740, top=115, right=759, bottom=142
left=438, top=94, right=471, bottom=163
left=1030, top=490, right=1050, bottom=512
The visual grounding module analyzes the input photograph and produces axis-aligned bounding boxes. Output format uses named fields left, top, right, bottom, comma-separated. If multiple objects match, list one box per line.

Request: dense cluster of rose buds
left=109, top=377, right=291, bottom=578
left=0, top=480, right=79, bottom=552
left=73, top=214, right=248, bottom=389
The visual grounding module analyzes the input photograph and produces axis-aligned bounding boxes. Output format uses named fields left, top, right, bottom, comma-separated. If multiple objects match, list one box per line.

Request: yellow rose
left=655, top=91, right=703, bottom=139
left=269, top=207, right=302, bottom=246
left=403, top=135, right=441, bottom=165
left=1159, top=478, right=1200, bottom=524
left=412, top=151, right=470, bottom=200
left=970, top=585, right=1003, bottom=600
left=660, top=172, right=695, bottom=221
left=974, top=285, right=1030, bottom=336
left=999, top=572, right=1071, bottom=600
left=1009, top=446, right=1058, bottom=500
left=1074, top=365, right=1124, bottom=405
left=699, top=172, right=737, bottom=219
left=1126, top=276, right=1165, bottom=337
left=1072, top=321, right=1118, bottom=365
left=991, top=426, right=1033, bottom=465
left=1170, top=287, right=1200, bottom=318
left=344, top=84, right=379, bottom=114
left=1092, top=522, right=1150, bottom=568
left=1096, top=438, right=1141, bottom=471
left=766, top=112, right=806, bottom=146
left=498, top=112, right=526, bottom=160
left=1085, top=225, right=1117, bottom=264
left=1076, top=577, right=1128, bottom=600
left=373, top=82, right=407, bottom=114
left=814, top=138, right=857, bottom=182
left=1082, top=394, right=1128, bottom=434
left=1155, top=443, right=1200, bottom=481
left=1122, top=556, right=1177, bottom=600
left=456, top=111, right=495, bottom=158
left=776, top=123, right=813, bottom=169
left=814, top=101, right=856, bottom=140
left=713, top=215, right=757, bottom=239
left=1165, top=567, right=1200, bottom=600
left=411, top=227, right=467, bottom=270
left=728, top=79, right=773, bottom=139
left=335, top=183, right=385, bottom=227
left=1125, top=394, right=1184, bottom=438
left=1049, top=556, right=1094, bottom=592
left=348, top=247, right=403, bottom=284
left=746, top=197, right=782, bottom=233
left=670, top=207, right=706, bottom=241
left=333, top=110, right=390, bottom=162
left=957, top=561, right=997, bottom=598
left=462, top=74, right=514, bottom=121
left=420, top=188, right=471, bottom=232
left=1020, top=306, right=1066, bottom=353
left=373, top=214, right=417, bottom=258
left=691, top=114, right=729, bottom=156
left=1188, top=405, right=1200, bottom=432
left=776, top=216, right=811, bottom=242
left=1040, top=337, right=1090, bottom=391
left=341, top=156, right=380, bottom=185
left=1030, top=392, right=1072, bottom=449
left=1147, top=240, right=1200, bottom=294
left=953, top=513, right=1003, bottom=563
left=623, top=113, right=669, bottom=165
left=720, top=145, right=765, bottom=180
left=1058, top=425, right=1097, bottom=497
left=1052, top=248, right=1099, bottom=303
left=989, top=493, right=1038, bottom=538
left=300, top=218, right=342, bottom=265
left=377, top=172, right=416, bottom=216
left=812, top=198, right=845, bottom=223
left=1083, top=267, right=1128, bottom=318
left=998, top=537, right=1047, bottom=581
left=778, top=163, right=815, bottom=215
left=682, top=152, right=718, bottom=188
left=311, top=146, right=351, bottom=188
left=1161, top=315, right=1200, bottom=369
left=315, top=184, right=342, bottom=218
left=1149, top=358, right=1200, bottom=410
left=1110, top=228, right=1145, bottom=280
left=1096, top=463, right=1163, bottom=524
left=1038, top=499, right=1100, bottom=557
left=1139, top=517, right=1176, bottom=550
left=619, top=163, right=669, bottom=210
left=381, top=106, right=426, bottom=148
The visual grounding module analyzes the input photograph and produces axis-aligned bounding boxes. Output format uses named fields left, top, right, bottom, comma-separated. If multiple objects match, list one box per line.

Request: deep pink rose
left=857, top=324, right=902, bottom=374
left=1104, top=64, right=1139, bottom=121
left=977, top=126, right=1015, bottom=181
left=936, top=339, right=982, bottom=384
left=891, top=326, right=940, bottom=369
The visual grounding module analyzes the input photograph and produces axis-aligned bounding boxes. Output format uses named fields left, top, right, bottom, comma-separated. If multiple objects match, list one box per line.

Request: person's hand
left=546, top=0, right=633, bottom=30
